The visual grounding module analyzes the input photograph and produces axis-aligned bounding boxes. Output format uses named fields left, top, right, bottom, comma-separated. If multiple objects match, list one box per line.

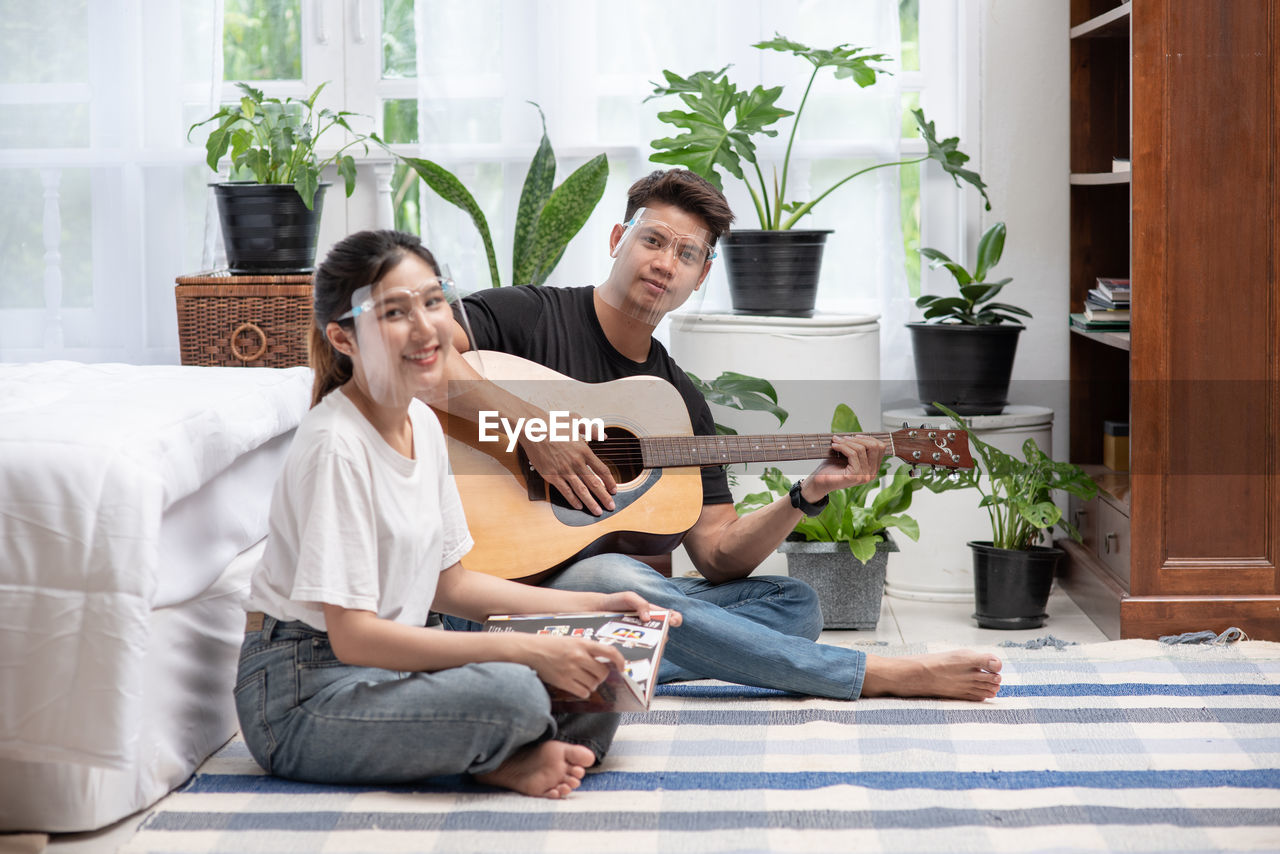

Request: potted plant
left=398, top=104, right=608, bottom=288
left=916, top=403, right=1097, bottom=629
left=908, top=221, right=1030, bottom=414
left=646, top=34, right=990, bottom=315
left=189, top=81, right=383, bottom=273
left=735, top=404, right=922, bottom=629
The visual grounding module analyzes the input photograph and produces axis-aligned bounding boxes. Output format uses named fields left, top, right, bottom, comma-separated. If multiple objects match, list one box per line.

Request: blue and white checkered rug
left=121, top=639, right=1280, bottom=853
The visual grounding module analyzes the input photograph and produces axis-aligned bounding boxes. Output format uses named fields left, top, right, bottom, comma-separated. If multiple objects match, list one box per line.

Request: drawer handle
left=1104, top=532, right=1118, bottom=554
left=1073, top=508, right=1088, bottom=527
left=230, top=322, right=269, bottom=363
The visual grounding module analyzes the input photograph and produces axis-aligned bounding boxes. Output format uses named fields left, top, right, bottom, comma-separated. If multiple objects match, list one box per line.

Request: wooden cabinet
left=1059, top=0, right=1280, bottom=641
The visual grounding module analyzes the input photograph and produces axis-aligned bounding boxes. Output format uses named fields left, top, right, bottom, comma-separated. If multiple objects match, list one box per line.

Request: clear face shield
left=336, top=266, right=481, bottom=408
left=596, top=208, right=716, bottom=327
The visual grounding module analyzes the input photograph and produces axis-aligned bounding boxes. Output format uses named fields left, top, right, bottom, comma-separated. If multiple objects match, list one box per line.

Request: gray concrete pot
left=778, top=533, right=897, bottom=629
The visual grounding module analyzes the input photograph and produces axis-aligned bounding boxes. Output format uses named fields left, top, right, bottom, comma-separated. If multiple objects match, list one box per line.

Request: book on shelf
left=1070, top=312, right=1129, bottom=332
left=1095, top=277, right=1131, bottom=300
left=1084, top=304, right=1130, bottom=322
left=481, top=611, right=672, bottom=712
left=1087, top=288, right=1130, bottom=310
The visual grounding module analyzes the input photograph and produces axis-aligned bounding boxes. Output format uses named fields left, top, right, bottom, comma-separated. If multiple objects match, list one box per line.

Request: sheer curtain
left=0, top=1, right=223, bottom=364
left=408, top=0, right=905, bottom=336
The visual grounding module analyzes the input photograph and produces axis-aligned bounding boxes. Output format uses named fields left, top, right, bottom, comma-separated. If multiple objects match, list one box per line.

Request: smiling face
left=601, top=201, right=715, bottom=326
left=331, top=253, right=456, bottom=408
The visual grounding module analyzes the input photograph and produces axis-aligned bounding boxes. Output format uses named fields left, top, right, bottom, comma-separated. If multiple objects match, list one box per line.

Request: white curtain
left=0, top=1, right=223, bottom=365
left=409, top=0, right=905, bottom=329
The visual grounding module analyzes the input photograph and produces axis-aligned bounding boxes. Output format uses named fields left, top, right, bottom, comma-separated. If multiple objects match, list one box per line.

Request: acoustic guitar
left=439, top=351, right=973, bottom=581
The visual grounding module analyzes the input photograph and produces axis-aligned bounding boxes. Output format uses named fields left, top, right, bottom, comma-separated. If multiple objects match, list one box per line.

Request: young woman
left=234, top=230, right=675, bottom=799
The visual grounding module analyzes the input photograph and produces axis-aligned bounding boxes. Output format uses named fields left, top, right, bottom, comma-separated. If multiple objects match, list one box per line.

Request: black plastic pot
left=212, top=182, right=330, bottom=274
left=720, top=229, right=833, bottom=316
left=907, top=322, right=1024, bottom=415
left=968, top=540, right=1063, bottom=629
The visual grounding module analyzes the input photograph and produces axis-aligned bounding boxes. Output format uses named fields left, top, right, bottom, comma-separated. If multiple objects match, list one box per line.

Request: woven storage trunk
left=175, top=273, right=312, bottom=368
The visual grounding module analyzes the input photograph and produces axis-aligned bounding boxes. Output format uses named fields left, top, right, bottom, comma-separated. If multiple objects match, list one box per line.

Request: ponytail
left=307, top=324, right=351, bottom=408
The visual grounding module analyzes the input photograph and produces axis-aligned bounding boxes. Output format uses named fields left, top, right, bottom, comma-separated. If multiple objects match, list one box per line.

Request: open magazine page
left=481, top=611, right=671, bottom=712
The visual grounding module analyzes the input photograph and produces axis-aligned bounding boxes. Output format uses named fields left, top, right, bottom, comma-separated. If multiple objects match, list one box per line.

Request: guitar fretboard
left=640, top=432, right=896, bottom=468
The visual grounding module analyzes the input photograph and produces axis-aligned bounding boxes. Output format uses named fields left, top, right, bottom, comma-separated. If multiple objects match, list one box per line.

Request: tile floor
left=38, top=583, right=1108, bottom=853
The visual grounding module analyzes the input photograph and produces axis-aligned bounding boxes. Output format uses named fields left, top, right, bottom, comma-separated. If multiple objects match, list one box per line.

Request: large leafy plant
left=916, top=221, right=1031, bottom=325
left=398, top=105, right=607, bottom=288
left=917, top=403, right=1097, bottom=550
left=189, top=82, right=381, bottom=210
left=646, top=34, right=990, bottom=230
left=735, top=404, right=921, bottom=561
left=685, top=371, right=788, bottom=436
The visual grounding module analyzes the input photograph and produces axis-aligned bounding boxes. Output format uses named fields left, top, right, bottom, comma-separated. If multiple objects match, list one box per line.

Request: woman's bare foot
left=860, top=651, right=1003, bottom=701
left=474, top=740, right=595, bottom=799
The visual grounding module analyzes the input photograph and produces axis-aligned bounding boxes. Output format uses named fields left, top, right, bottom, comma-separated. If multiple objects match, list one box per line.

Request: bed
left=0, top=361, right=311, bottom=832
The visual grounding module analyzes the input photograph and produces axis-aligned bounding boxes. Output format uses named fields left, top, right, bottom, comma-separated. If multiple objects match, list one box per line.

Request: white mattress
left=0, top=361, right=311, bottom=830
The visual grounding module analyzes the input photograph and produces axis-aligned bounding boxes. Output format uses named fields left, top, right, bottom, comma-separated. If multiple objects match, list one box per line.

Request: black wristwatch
left=789, top=479, right=829, bottom=517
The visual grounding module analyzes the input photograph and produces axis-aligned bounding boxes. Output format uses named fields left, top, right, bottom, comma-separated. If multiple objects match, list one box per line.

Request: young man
left=442, top=169, right=1001, bottom=702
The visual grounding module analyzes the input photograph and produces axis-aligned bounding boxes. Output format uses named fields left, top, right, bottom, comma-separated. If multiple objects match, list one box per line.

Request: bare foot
left=474, top=740, right=595, bottom=799
left=859, top=651, right=1003, bottom=701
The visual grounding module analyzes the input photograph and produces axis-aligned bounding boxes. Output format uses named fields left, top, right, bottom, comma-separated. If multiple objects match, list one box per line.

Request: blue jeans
left=234, top=616, right=619, bottom=785
left=443, top=555, right=865, bottom=700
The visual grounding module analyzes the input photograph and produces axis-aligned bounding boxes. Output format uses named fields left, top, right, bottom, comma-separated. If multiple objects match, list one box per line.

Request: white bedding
left=0, top=362, right=310, bottom=797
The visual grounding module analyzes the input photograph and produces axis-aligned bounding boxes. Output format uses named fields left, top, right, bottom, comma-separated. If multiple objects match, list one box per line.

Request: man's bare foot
left=474, top=740, right=595, bottom=799
left=859, top=650, right=1002, bottom=701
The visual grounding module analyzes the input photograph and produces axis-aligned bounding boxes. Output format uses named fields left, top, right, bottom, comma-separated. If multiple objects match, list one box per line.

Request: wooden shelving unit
left=1058, top=0, right=1280, bottom=641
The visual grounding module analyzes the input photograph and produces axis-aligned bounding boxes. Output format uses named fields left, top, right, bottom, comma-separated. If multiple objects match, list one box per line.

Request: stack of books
left=1071, top=277, right=1130, bottom=331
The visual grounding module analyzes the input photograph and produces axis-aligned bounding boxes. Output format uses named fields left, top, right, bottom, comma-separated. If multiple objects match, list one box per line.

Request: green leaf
left=399, top=155, right=502, bottom=289
left=913, top=108, right=991, bottom=211
left=649, top=69, right=791, bottom=190
left=512, top=103, right=556, bottom=284
left=830, top=403, right=862, bottom=434
left=294, top=169, right=319, bottom=210
left=336, top=154, right=358, bottom=197
left=881, top=514, right=920, bottom=541
left=848, top=534, right=879, bottom=562
left=753, top=33, right=893, bottom=86
left=973, top=221, right=1006, bottom=281
left=521, top=153, right=608, bottom=285
left=687, top=371, right=789, bottom=426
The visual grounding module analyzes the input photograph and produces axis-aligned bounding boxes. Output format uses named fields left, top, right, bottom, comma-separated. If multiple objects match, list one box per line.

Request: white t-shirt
left=246, top=386, right=473, bottom=631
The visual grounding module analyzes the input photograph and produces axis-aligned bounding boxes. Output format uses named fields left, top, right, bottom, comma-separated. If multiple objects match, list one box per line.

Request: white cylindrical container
left=881, top=405, right=1055, bottom=602
left=668, top=311, right=881, bottom=577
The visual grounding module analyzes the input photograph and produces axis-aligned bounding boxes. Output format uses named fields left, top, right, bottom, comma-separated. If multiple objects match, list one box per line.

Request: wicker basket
left=175, top=272, right=313, bottom=368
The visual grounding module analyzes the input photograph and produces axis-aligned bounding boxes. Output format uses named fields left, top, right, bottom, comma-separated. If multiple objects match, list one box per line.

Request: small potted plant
left=189, top=81, right=383, bottom=273
left=916, top=403, right=1097, bottom=629
left=908, top=221, right=1031, bottom=414
left=646, top=34, right=990, bottom=315
left=735, top=404, right=922, bottom=629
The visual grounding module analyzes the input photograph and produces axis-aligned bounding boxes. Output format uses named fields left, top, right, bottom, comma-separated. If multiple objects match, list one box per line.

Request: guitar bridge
left=517, top=446, right=548, bottom=502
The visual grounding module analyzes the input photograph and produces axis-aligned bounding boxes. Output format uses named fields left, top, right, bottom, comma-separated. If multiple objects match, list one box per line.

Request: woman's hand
left=516, top=635, right=627, bottom=699
left=593, top=591, right=683, bottom=627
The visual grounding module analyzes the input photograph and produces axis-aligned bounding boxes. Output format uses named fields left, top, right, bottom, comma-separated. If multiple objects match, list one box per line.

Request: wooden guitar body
left=437, top=351, right=703, bottom=580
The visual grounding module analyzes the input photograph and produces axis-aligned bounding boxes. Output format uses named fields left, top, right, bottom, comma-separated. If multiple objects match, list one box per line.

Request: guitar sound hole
left=590, top=428, right=644, bottom=485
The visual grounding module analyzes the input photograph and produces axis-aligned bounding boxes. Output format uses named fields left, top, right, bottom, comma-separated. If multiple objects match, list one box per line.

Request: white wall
left=976, top=0, right=1071, bottom=461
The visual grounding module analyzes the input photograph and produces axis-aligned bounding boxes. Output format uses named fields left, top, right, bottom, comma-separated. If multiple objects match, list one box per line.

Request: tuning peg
left=909, top=466, right=920, bottom=478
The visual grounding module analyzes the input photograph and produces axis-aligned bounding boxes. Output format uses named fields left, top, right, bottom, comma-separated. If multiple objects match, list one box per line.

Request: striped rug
left=120, top=639, right=1280, bottom=853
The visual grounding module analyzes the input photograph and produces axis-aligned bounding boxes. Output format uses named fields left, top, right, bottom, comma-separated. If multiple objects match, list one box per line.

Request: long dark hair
left=308, top=230, right=441, bottom=407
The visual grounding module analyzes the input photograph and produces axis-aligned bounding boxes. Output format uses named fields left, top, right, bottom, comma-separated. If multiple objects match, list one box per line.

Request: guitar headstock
left=889, top=427, right=974, bottom=470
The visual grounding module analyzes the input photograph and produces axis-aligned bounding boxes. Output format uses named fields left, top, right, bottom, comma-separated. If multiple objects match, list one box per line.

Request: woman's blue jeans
left=442, top=555, right=866, bottom=700
left=234, top=616, right=619, bottom=784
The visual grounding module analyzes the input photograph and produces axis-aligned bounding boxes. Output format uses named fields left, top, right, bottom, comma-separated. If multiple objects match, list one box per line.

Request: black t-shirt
left=461, top=285, right=733, bottom=505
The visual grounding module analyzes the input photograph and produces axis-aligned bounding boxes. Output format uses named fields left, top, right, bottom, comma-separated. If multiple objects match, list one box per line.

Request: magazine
left=481, top=611, right=672, bottom=712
